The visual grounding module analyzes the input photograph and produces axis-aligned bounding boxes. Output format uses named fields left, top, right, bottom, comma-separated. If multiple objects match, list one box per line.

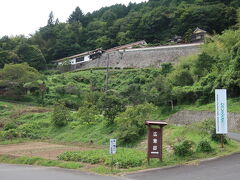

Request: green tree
left=121, top=84, right=145, bottom=105
left=97, top=94, right=126, bottom=124
left=52, top=103, right=71, bottom=127
left=0, top=63, right=42, bottom=98
left=47, top=11, right=55, bottom=26
left=115, top=103, right=156, bottom=144
left=68, top=7, right=84, bottom=24
left=16, top=43, right=46, bottom=70
left=0, top=50, right=19, bottom=68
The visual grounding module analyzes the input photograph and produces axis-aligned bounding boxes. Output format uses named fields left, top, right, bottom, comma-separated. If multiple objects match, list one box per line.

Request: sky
left=0, top=0, right=146, bottom=37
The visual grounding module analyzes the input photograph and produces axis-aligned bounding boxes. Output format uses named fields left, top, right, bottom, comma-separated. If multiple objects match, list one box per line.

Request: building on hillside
left=54, top=40, right=203, bottom=72
left=55, top=40, right=148, bottom=71
left=55, top=48, right=103, bottom=66
left=191, top=27, right=208, bottom=43
left=55, top=40, right=147, bottom=67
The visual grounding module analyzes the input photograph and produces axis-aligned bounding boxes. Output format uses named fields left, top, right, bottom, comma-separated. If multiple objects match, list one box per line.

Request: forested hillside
left=0, top=0, right=239, bottom=70
left=1, top=28, right=240, bottom=146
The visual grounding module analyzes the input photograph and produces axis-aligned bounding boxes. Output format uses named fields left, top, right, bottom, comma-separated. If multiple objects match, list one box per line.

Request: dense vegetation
left=0, top=0, right=240, bottom=172
left=0, top=100, right=239, bottom=171
left=0, top=27, right=240, bottom=143
left=0, top=27, right=240, bottom=171
left=0, top=0, right=240, bottom=70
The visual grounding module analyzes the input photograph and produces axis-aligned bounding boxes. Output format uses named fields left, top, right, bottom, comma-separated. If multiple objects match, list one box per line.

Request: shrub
left=64, top=99, right=80, bottom=110
left=17, top=123, right=41, bottom=139
left=55, top=86, right=66, bottom=96
left=58, top=148, right=145, bottom=168
left=121, top=84, right=145, bottom=105
left=211, top=130, right=228, bottom=144
left=97, top=94, right=126, bottom=125
left=3, top=122, right=17, bottom=131
left=64, top=83, right=79, bottom=95
left=3, top=129, right=19, bottom=140
left=115, top=103, right=156, bottom=144
left=51, top=103, right=71, bottom=127
left=77, top=106, right=100, bottom=125
left=197, top=140, right=213, bottom=152
left=198, top=119, right=215, bottom=137
left=174, top=140, right=195, bottom=157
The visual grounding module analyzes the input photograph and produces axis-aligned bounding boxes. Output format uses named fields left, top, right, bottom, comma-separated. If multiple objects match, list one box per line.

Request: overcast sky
left=0, top=0, right=146, bottom=37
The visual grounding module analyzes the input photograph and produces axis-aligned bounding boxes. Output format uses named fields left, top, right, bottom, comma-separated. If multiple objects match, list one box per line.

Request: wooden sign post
left=145, top=121, right=167, bottom=164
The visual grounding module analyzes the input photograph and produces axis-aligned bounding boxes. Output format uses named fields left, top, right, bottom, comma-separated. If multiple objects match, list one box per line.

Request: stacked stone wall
left=77, top=43, right=201, bottom=70
left=167, top=110, right=240, bottom=131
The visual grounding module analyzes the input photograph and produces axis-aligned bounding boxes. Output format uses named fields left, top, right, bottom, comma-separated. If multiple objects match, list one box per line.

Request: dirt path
left=0, top=142, right=95, bottom=160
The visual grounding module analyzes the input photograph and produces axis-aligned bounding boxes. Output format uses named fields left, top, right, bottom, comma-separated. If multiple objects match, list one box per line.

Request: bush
left=97, top=94, right=126, bottom=125
left=77, top=106, right=100, bottom=125
left=64, top=99, right=80, bottom=110
left=55, top=86, right=66, bottom=96
left=64, top=83, right=79, bottom=95
left=174, top=140, right=195, bottom=157
left=211, top=130, right=228, bottom=144
left=52, top=103, right=71, bottom=127
left=17, top=123, right=41, bottom=139
left=210, top=123, right=228, bottom=144
left=115, top=103, right=156, bottom=144
left=58, top=148, right=145, bottom=168
left=121, top=84, right=145, bottom=105
left=3, top=129, right=19, bottom=139
left=3, top=122, right=17, bottom=131
left=198, top=119, right=215, bottom=137
left=197, top=140, right=213, bottom=152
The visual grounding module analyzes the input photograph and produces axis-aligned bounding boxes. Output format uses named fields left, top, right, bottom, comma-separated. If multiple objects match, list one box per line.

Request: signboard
left=215, top=89, right=228, bottom=134
left=109, top=139, right=117, bottom=154
left=148, top=128, right=162, bottom=159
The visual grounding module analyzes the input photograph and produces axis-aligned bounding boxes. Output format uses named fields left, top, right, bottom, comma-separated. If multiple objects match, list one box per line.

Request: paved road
left=0, top=164, right=124, bottom=180
left=127, top=132, right=240, bottom=180
left=227, top=132, right=240, bottom=141
left=127, top=153, right=240, bottom=180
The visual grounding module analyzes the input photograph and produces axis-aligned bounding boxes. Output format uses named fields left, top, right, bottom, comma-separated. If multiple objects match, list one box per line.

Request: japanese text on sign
left=109, top=139, right=117, bottom=154
left=215, top=89, right=228, bottom=134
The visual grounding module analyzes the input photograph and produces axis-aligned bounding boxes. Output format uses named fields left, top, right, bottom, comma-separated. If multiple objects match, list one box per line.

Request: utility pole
left=105, top=53, right=110, bottom=91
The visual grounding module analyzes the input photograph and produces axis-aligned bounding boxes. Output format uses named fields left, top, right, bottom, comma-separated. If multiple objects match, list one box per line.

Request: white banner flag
left=215, top=89, right=228, bottom=134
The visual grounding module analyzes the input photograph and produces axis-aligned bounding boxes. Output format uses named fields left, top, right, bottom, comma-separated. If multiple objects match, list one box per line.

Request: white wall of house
left=84, top=55, right=90, bottom=61
left=58, top=55, right=91, bottom=66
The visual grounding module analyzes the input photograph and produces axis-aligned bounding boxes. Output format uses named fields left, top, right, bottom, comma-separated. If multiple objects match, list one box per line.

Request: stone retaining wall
left=76, top=43, right=201, bottom=70
left=167, top=110, right=240, bottom=131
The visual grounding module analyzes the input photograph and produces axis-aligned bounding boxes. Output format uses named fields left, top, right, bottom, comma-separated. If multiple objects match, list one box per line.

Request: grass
left=1, top=99, right=240, bottom=174
left=58, top=148, right=146, bottom=168
left=1, top=98, right=240, bottom=146
left=55, top=121, right=240, bottom=174
left=0, top=155, right=83, bottom=169
left=55, top=138, right=240, bottom=174
left=179, top=97, right=240, bottom=113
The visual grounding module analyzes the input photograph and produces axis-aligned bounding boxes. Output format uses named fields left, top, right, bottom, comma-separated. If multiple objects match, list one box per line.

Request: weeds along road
left=1, top=133, right=240, bottom=180
left=2, top=153, right=240, bottom=180
left=0, top=164, right=124, bottom=180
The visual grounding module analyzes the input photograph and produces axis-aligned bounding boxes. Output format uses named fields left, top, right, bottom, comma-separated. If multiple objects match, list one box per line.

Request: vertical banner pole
left=221, top=134, right=224, bottom=148
left=147, top=125, right=150, bottom=165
